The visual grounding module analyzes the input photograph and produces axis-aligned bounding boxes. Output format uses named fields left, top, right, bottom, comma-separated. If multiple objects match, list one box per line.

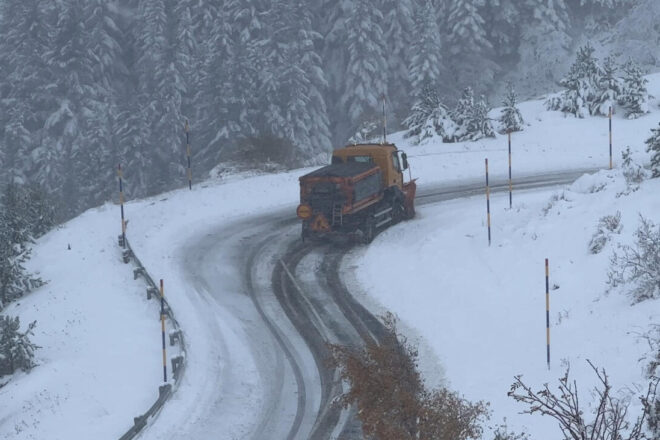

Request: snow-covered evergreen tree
left=528, top=0, right=570, bottom=33
left=409, top=0, right=443, bottom=94
left=451, top=88, right=495, bottom=141
left=404, top=84, right=455, bottom=144
left=645, top=123, right=660, bottom=178
left=446, top=0, right=497, bottom=87
left=498, top=82, right=524, bottom=133
left=0, top=183, right=43, bottom=309
left=135, top=0, right=188, bottom=193
left=0, top=0, right=57, bottom=186
left=468, top=95, right=496, bottom=140
left=618, top=59, right=650, bottom=119
left=549, top=43, right=602, bottom=118
left=593, top=55, right=621, bottom=116
left=341, top=0, right=388, bottom=130
left=261, top=0, right=331, bottom=161
left=44, top=0, right=107, bottom=215
left=451, top=87, right=476, bottom=138
left=0, top=316, right=38, bottom=376
left=514, top=0, right=571, bottom=97
left=481, top=0, right=522, bottom=60
left=382, top=0, right=414, bottom=114
left=23, top=185, right=55, bottom=239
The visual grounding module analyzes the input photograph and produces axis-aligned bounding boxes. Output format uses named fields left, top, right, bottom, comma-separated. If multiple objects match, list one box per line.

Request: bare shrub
left=608, top=215, right=660, bottom=303
left=589, top=211, right=622, bottom=254
left=328, top=313, right=488, bottom=440
left=491, top=420, right=529, bottom=440
left=508, top=360, right=654, bottom=440
left=642, top=326, right=660, bottom=438
left=543, top=192, right=568, bottom=216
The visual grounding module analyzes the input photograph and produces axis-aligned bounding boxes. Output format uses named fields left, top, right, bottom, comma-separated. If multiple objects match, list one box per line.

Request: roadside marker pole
left=160, top=279, right=168, bottom=383
left=545, top=259, right=550, bottom=370
left=485, top=158, right=491, bottom=247
left=118, top=164, right=126, bottom=248
left=608, top=106, right=613, bottom=170
left=185, top=120, right=192, bottom=190
left=508, top=132, right=513, bottom=209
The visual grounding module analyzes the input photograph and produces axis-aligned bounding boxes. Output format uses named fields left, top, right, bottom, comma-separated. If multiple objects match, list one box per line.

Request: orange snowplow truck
left=297, top=143, right=416, bottom=243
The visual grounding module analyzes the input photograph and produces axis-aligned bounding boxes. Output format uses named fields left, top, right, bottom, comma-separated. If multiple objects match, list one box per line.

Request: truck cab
left=331, top=143, right=406, bottom=190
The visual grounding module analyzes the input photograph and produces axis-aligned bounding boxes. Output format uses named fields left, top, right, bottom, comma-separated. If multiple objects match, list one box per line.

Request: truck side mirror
left=401, top=152, right=409, bottom=170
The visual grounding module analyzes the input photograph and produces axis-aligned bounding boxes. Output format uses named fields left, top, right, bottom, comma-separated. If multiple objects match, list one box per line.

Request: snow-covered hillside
left=347, top=172, right=659, bottom=439
left=2, top=74, right=660, bottom=439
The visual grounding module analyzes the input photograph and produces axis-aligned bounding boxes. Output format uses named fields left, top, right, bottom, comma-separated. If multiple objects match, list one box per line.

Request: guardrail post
left=133, top=267, right=145, bottom=280
left=147, top=286, right=158, bottom=300
left=169, top=329, right=182, bottom=346
left=172, top=355, right=184, bottom=381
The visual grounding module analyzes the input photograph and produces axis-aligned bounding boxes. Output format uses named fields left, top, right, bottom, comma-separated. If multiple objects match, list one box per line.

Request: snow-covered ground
left=0, top=207, right=162, bottom=438
left=346, top=172, right=659, bottom=438
left=2, top=74, right=660, bottom=439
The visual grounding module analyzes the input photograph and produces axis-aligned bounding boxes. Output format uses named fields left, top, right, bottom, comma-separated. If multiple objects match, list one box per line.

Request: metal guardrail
left=117, top=235, right=187, bottom=440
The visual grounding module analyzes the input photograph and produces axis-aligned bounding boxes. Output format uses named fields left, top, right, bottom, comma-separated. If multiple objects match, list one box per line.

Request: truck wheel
left=362, top=218, right=375, bottom=244
left=392, top=201, right=404, bottom=224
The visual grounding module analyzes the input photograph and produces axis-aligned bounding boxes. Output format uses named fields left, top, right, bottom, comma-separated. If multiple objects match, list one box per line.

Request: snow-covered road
left=138, top=167, right=599, bottom=439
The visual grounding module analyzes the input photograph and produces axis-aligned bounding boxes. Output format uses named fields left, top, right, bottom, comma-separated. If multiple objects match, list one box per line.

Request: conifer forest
left=0, top=0, right=658, bottom=219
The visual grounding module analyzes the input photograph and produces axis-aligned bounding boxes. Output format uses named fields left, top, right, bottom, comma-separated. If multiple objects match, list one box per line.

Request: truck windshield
left=346, top=155, right=373, bottom=163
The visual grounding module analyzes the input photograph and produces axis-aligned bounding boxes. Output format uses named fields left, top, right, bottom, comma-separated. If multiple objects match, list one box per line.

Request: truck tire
left=362, top=217, right=376, bottom=244
left=392, top=200, right=404, bottom=224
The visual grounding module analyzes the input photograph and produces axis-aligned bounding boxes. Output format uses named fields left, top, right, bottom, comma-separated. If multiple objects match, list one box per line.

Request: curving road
left=155, top=167, right=598, bottom=439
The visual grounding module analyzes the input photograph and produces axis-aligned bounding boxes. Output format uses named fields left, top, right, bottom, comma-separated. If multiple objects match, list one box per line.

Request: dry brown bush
left=328, top=313, right=488, bottom=440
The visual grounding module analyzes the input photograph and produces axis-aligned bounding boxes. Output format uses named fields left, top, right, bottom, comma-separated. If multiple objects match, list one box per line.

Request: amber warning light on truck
left=296, top=204, right=312, bottom=219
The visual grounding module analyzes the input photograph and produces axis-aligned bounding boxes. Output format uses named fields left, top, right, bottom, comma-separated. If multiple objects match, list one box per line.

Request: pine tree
left=593, top=55, right=621, bottom=116
left=527, top=0, right=570, bottom=33
left=382, top=0, right=414, bottom=114
left=551, top=43, right=602, bottom=118
left=446, top=0, right=496, bottom=87
left=135, top=0, right=188, bottom=193
left=499, top=82, right=524, bottom=133
left=23, top=185, right=55, bottom=238
left=0, top=183, right=43, bottom=308
left=451, top=88, right=495, bottom=141
left=0, top=316, right=38, bottom=376
left=469, top=95, right=496, bottom=141
left=482, top=0, right=523, bottom=60
left=451, top=87, right=476, bottom=141
left=409, top=0, right=444, bottom=94
left=645, top=123, right=660, bottom=178
left=261, top=0, right=331, bottom=161
left=619, top=59, right=650, bottom=120
left=0, top=0, right=57, bottom=187
left=225, top=0, right=267, bottom=135
left=404, top=84, right=455, bottom=144
left=194, top=6, right=233, bottom=166
left=44, top=0, right=106, bottom=215
left=342, top=0, right=388, bottom=130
